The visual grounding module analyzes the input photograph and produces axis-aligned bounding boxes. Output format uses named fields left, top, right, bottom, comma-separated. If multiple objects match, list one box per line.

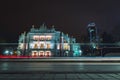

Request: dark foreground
left=1, top=73, right=120, bottom=80
left=1, top=58, right=120, bottom=80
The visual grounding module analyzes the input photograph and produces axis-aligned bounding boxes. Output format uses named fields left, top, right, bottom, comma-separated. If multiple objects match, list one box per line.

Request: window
left=40, top=43, right=44, bottom=49
left=46, top=35, right=52, bottom=40
left=32, top=51, right=38, bottom=56
left=47, top=44, right=51, bottom=49
left=19, top=43, right=24, bottom=49
left=57, top=44, right=60, bottom=50
left=40, top=36, right=45, bottom=40
left=34, top=44, right=38, bottom=49
left=45, top=51, right=51, bottom=56
left=33, top=35, right=39, bottom=40
left=39, top=51, right=44, bottom=56
left=64, top=43, right=70, bottom=50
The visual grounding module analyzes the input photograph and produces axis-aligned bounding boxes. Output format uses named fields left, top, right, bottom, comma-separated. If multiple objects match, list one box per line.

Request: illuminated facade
left=17, top=24, right=81, bottom=57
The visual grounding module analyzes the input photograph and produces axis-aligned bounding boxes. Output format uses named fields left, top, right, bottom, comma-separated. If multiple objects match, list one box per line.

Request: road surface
left=1, top=61, right=120, bottom=73
left=1, top=59, right=120, bottom=80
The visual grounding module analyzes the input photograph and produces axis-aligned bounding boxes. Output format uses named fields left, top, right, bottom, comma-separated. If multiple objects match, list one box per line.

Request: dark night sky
left=0, top=0, right=120, bottom=42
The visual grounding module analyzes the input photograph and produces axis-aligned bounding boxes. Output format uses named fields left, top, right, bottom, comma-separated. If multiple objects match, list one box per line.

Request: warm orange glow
left=46, top=35, right=52, bottom=40
left=39, top=51, right=44, bottom=56
left=40, top=36, right=45, bottom=40
left=46, top=43, right=51, bottom=49
left=45, top=51, right=51, bottom=56
left=32, top=51, right=39, bottom=56
left=33, top=35, right=39, bottom=40
left=40, top=44, right=44, bottom=49
left=33, top=35, right=52, bottom=40
left=64, top=43, right=70, bottom=50
left=34, top=44, right=38, bottom=49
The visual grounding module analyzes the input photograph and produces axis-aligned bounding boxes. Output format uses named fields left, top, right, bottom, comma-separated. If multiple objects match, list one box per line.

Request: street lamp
left=4, top=50, right=9, bottom=55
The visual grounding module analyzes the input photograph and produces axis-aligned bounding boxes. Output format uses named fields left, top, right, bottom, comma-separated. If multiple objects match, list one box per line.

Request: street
left=1, top=59, right=120, bottom=80
left=1, top=61, right=120, bottom=73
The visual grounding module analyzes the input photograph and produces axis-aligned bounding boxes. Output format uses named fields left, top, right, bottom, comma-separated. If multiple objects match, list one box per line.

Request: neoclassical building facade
left=17, top=24, right=81, bottom=57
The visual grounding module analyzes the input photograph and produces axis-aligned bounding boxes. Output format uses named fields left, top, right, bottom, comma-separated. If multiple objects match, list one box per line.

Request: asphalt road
left=1, top=60, right=120, bottom=80
left=1, top=61, right=120, bottom=73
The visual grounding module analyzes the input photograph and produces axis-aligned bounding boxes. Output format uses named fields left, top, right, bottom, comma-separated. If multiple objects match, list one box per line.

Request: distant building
left=87, top=23, right=99, bottom=48
left=86, top=23, right=101, bottom=56
left=17, top=24, right=82, bottom=57
left=87, top=23, right=98, bottom=43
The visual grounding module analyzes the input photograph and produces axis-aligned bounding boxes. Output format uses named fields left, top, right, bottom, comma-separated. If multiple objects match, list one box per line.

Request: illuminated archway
left=32, top=51, right=39, bottom=57
left=45, top=51, right=51, bottom=57
left=39, top=51, right=44, bottom=57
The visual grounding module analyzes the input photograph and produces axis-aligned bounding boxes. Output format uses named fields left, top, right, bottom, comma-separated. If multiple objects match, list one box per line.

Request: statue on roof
left=51, top=25, right=55, bottom=31
left=39, top=23, right=47, bottom=31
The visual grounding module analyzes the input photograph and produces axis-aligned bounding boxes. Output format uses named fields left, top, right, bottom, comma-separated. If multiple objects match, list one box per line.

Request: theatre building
left=17, top=24, right=82, bottom=57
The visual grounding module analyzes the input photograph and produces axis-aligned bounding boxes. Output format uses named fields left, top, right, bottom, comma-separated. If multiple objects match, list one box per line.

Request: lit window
left=57, top=44, right=60, bottom=50
left=33, top=35, right=39, bottom=40
left=32, top=51, right=38, bottom=56
left=47, top=44, right=51, bottom=49
left=46, top=35, right=52, bottom=40
left=45, top=51, right=51, bottom=56
left=40, top=36, right=45, bottom=40
left=19, top=43, right=24, bottom=49
left=39, top=51, right=44, bottom=56
left=64, top=43, right=70, bottom=50
left=40, top=44, right=44, bottom=49
left=34, top=44, right=38, bottom=49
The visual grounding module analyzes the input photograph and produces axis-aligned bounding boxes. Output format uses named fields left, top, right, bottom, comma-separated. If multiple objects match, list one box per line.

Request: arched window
left=40, top=44, right=44, bottom=49
left=47, top=44, right=51, bottom=49
left=39, top=51, right=44, bottom=57
left=34, top=44, right=38, bottom=49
